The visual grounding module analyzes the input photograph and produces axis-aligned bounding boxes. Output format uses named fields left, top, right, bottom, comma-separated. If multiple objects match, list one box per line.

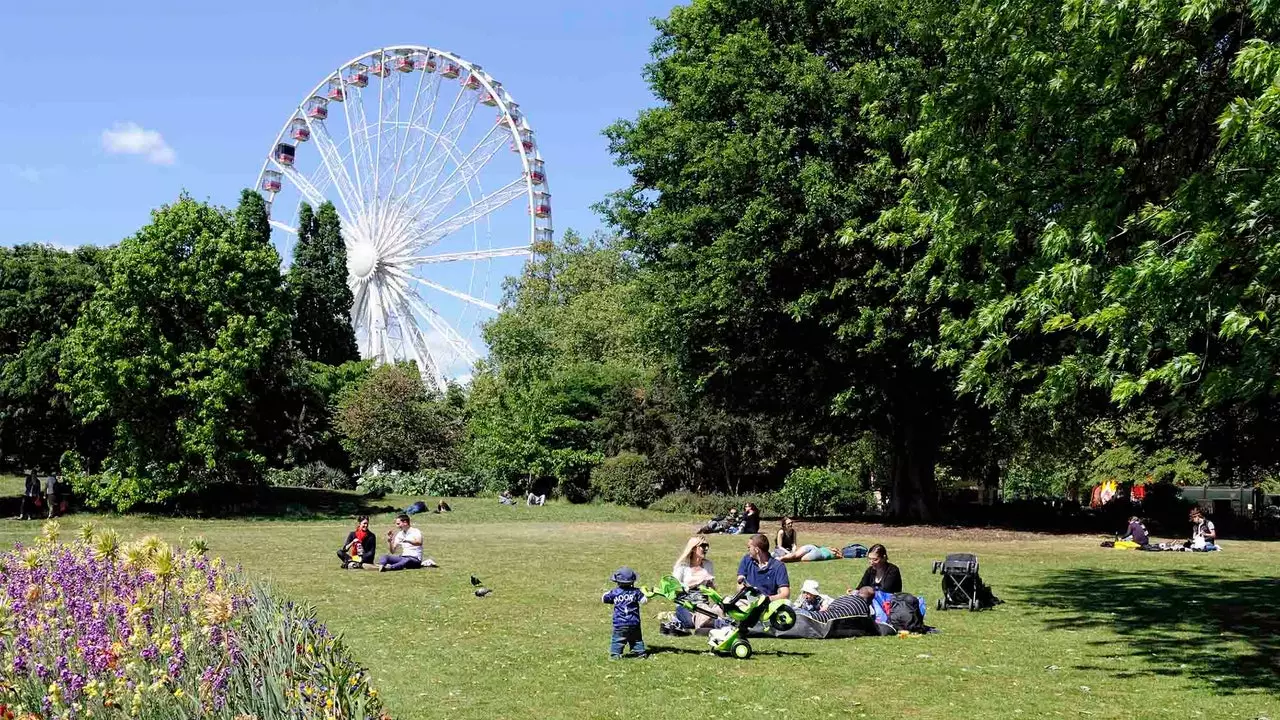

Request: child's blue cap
left=611, top=567, right=637, bottom=585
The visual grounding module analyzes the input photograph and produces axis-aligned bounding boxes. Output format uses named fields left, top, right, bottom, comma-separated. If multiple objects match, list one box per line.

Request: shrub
left=648, top=491, right=782, bottom=518
left=0, top=525, right=385, bottom=719
left=590, top=452, right=660, bottom=507
left=777, top=467, right=866, bottom=517
left=266, top=461, right=354, bottom=490
left=336, top=363, right=463, bottom=472
left=357, top=468, right=484, bottom=497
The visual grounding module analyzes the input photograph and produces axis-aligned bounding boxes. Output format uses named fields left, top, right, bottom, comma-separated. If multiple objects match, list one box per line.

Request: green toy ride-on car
left=643, top=575, right=797, bottom=659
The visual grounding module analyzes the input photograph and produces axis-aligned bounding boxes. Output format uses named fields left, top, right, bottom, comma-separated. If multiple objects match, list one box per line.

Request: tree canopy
left=59, top=191, right=294, bottom=509
left=289, top=201, right=359, bottom=366
left=0, top=244, right=110, bottom=471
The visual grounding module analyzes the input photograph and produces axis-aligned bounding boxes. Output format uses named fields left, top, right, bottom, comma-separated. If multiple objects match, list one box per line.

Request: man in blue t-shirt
left=736, top=534, right=791, bottom=601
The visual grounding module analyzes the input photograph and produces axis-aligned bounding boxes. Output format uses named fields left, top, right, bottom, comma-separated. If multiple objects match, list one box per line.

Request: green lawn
left=1, top=478, right=1276, bottom=720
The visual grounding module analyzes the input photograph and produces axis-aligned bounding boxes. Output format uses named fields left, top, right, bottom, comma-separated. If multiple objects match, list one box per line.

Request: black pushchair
left=931, top=553, right=1000, bottom=611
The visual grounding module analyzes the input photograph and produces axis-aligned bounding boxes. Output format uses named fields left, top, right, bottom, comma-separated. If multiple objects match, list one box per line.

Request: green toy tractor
left=643, top=575, right=796, bottom=658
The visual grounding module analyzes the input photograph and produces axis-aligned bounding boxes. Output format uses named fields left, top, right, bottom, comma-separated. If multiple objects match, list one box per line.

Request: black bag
left=887, top=592, right=925, bottom=632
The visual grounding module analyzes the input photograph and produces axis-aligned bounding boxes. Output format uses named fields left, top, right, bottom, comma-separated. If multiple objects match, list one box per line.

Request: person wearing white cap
left=796, top=579, right=835, bottom=615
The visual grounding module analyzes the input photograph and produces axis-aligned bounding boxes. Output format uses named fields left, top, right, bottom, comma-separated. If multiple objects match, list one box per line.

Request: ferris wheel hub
left=348, top=240, right=377, bottom=279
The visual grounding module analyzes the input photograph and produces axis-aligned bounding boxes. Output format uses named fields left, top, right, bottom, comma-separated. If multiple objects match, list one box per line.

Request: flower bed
left=0, top=523, right=387, bottom=719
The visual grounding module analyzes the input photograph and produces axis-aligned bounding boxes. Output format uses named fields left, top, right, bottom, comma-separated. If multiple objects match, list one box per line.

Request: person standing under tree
left=17, top=469, right=42, bottom=520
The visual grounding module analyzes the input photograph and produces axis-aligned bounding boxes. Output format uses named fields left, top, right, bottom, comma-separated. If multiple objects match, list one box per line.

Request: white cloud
left=101, top=122, right=176, bottom=165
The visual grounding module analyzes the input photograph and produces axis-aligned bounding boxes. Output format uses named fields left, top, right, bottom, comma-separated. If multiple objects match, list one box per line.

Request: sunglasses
left=699, top=544, right=709, bottom=551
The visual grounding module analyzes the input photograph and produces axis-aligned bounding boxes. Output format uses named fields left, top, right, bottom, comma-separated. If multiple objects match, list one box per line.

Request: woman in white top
left=673, top=536, right=715, bottom=590
left=665, top=536, right=720, bottom=633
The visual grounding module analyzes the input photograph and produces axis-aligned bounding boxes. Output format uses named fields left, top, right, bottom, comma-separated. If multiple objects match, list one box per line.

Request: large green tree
left=289, top=201, right=359, bottom=366
left=0, top=244, right=110, bottom=471
left=897, top=0, right=1280, bottom=483
left=466, top=230, right=812, bottom=499
left=603, top=0, right=978, bottom=518
left=59, top=191, right=294, bottom=509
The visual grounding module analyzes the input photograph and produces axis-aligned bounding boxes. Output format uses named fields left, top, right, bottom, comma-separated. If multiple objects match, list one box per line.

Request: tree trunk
left=887, top=420, right=940, bottom=522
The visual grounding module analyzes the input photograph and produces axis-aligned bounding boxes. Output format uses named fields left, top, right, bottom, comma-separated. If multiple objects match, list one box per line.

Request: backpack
left=887, top=592, right=926, bottom=633
left=841, top=543, right=869, bottom=559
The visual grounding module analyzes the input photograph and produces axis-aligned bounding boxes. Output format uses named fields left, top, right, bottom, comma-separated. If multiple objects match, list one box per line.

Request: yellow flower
left=202, top=593, right=233, bottom=626
left=173, top=689, right=184, bottom=698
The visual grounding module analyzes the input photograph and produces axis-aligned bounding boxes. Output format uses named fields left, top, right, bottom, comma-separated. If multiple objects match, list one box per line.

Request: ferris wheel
left=257, top=45, right=551, bottom=391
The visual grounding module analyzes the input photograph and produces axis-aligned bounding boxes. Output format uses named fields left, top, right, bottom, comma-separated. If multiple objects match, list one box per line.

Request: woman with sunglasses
left=662, top=536, right=719, bottom=635
left=673, top=536, right=715, bottom=590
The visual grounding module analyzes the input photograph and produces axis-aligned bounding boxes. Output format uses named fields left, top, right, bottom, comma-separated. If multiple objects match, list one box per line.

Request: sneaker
left=608, top=654, right=622, bottom=661
left=660, top=621, right=691, bottom=637
left=633, top=653, right=651, bottom=660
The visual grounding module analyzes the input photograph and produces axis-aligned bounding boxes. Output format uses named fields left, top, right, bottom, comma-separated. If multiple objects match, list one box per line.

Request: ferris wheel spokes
left=408, top=124, right=508, bottom=226
left=305, top=116, right=360, bottom=217
left=258, top=45, right=546, bottom=391
left=403, top=246, right=532, bottom=264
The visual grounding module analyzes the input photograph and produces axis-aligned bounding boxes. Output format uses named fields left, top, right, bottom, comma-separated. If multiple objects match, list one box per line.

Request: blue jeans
left=377, top=555, right=422, bottom=571
left=675, top=606, right=695, bottom=629
left=610, top=626, right=646, bottom=657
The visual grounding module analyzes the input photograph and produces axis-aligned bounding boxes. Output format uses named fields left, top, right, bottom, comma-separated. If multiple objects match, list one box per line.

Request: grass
left=1, top=476, right=1276, bottom=720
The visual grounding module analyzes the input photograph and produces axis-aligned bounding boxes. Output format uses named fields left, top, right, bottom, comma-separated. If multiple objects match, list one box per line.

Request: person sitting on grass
left=1188, top=508, right=1220, bottom=551
left=774, top=516, right=797, bottom=557
left=498, top=490, right=517, bottom=506
left=736, top=533, right=790, bottom=601
left=795, top=579, right=834, bottom=615
left=527, top=492, right=546, bottom=506
left=855, top=544, right=903, bottom=593
left=663, top=536, right=720, bottom=635
left=603, top=567, right=648, bottom=659
left=377, top=514, right=435, bottom=571
left=736, top=502, right=761, bottom=535
left=777, top=544, right=841, bottom=563
left=1120, top=516, right=1150, bottom=548
left=337, top=515, right=376, bottom=568
left=697, top=507, right=737, bottom=534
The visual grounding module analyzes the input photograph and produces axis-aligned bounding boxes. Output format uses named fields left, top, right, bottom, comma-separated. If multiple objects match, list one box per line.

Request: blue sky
left=0, top=0, right=679, bottom=248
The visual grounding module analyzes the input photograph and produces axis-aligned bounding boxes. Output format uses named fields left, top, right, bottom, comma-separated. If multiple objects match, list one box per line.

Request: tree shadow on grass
left=1026, top=568, right=1280, bottom=695
left=0, top=485, right=400, bottom=521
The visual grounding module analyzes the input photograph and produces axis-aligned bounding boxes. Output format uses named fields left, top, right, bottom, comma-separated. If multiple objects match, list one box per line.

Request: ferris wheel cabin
left=527, top=158, right=546, bottom=185
left=273, top=143, right=296, bottom=167
left=305, top=96, right=329, bottom=120
left=395, top=49, right=416, bottom=72
left=533, top=191, right=551, bottom=218
left=327, top=78, right=345, bottom=102
left=261, top=170, right=283, bottom=193
left=346, top=63, right=369, bottom=87
left=512, top=128, right=535, bottom=153
left=289, top=118, right=311, bottom=142
left=419, top=52, right=438, bottom=73
left=370, top=57, right=391, bottom=77
left=441, top=61, right=461, bottom=79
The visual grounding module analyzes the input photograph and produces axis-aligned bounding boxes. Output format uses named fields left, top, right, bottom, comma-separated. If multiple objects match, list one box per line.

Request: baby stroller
left=931, top=553, right=1000, bottom=611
